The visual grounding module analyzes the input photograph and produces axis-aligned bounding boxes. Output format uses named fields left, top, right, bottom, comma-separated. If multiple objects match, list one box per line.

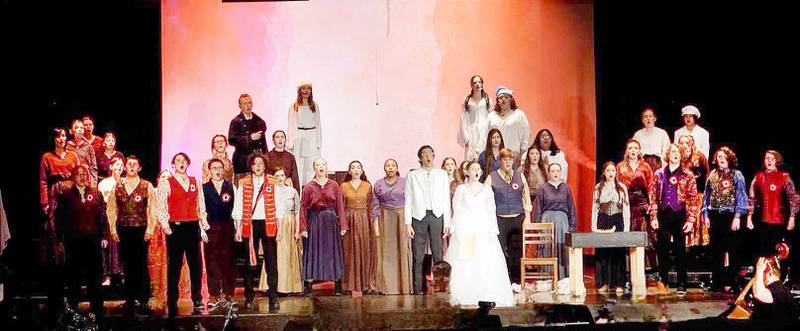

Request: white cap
left=681, top=105, right=701, bottom=118
left=496, top=85, right=513, bottom=97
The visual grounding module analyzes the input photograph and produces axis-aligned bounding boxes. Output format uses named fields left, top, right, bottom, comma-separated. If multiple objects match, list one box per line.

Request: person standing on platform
left=633, top=107, right=671, bottom=171
left=341, top=160, right=377, bottom=295
left=677, top=134, right=710, bottom=248
left=533, top=163, right=577, bottom=280
left=107, top=156, right=157, bottom=314
left=97, top=156, right=124, bottom=286
left=96, top=132, right=124, bottom=179
left=82, top=116, right=104, bottom=153
left=484, top=148, right=532, bottom=287
left=38, top=129, right=80, bottom=326
left=747, top=150, right=798, bottom=277
left=201, top=135, right=234, bottom=184
left=66, top=119, right=98, bottom=187
left=701, top=147, right=748, bottom=292
left=299, top=158, right=347, bottom=296
left=445, top=161, right=516, bottom=307
left=202, top=159, right=236, bottom=307
left=273, top=167, right=304, bottom=294
left=591, top=161, right=631, bottom=294
left=616, top=139, right=657, bottom=271
left=457, top=75, right=492, bottom=162
left=405, top=145, right=451, bottom=295
left=156, top=152, right=210, bottom=317
left=520, top=146, right=548, bottom=217
left=147, top=169, right=173, bottom=310
left=371, top=159, right=413, bottom=295
left=532, top=129, right=569, bottom=182
left=674, top=105, right=710, bottom=159
left=287, top=81, right=322, bottom=187
left=55, top=165, right=109, bottom=321
left=232, top=154, right=280, bottom=310
left=228, top=93, right=268, bottom=186
left=267, top=130, right=301, bottom=193
left=488, top=86, right=530, bottom=164
left=478, top=129, right=504, bottom=183
left=649, top=144, right=698, bottom=296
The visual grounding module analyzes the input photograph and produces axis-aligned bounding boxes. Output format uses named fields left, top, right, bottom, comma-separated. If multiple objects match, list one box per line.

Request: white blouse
left=487, top=109, right=531, bottom=158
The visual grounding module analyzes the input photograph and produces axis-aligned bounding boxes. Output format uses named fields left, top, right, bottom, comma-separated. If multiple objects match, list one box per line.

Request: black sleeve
left=228, top=118, right=247, bottom=149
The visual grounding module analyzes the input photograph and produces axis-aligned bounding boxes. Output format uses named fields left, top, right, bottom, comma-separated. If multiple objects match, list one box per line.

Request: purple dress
left=299, top=180, right=348, bottom=281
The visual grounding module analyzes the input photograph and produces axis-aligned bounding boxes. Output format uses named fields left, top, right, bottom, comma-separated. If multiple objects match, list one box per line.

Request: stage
left=92, top=287, right=734, bottom=330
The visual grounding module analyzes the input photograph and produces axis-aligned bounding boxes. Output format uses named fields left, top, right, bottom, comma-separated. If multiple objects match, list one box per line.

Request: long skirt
left=303, top=208, right=345, bottom=281
left=595, top=213, right=626, bottom=288
left=277, top=214, right=304, bottom=293
left=102, top=240, right=122, bottom=277
left=148, top=224, right=168, bottom=309
left=686, top=192, right=710, bottom=246
left=342, top=207, right=376, bottom=292
left=374, top=207, right=413, bottom=294
left=540, top=210, right=570, bottom=280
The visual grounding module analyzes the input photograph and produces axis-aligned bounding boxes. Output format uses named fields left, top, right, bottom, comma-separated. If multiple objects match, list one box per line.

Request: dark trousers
left=206, top=221, right=236, bottom=298
left=497, top=214, right=523, bottom=284
left=411, top=210, right=444, bottom=294
left=118, top=226, right=150, bottom=303
left=64, top=236, right=104, bottom=313
left=243, top=219, right=278, bottom=301
left=758, top=223, right=791, bottom=277
left=708, top=210, right=741, bottom=288
left=656, top=209, right=688, bottom=287
left=167, top=221, right=202, bottom=310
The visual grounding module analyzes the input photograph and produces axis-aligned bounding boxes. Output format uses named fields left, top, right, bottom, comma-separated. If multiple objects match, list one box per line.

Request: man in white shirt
left=404, top=145, right=451, bottom=294
left=674, top=105, right=710, bottom=159
left=632, top=107, right=671, bottom=170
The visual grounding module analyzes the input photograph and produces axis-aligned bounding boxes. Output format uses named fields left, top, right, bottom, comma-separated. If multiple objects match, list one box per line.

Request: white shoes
left=511, top=283, right=522, bottom=293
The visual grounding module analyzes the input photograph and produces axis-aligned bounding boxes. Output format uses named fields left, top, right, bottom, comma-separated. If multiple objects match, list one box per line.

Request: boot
left=334, top=280, right=343, bottom=296
left=303, top=281, right=313, bottom=296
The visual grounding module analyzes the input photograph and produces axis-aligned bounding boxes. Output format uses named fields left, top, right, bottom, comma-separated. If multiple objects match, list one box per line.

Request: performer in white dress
left=445, top=161, right=515, bottom=307
left=287, top=81, right=322, bottom=187
left=457, top=75, right=492, bottom=161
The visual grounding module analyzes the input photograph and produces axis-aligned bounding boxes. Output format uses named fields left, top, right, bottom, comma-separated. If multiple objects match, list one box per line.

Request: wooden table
left=565, top=231, right=649, bottom=296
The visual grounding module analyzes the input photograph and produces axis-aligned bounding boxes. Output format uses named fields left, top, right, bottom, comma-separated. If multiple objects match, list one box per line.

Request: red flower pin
left=266, top=186, right=272, bottom=193
left=721, top=179, right=732, bottom=189
left=134, top=195, right=142, bottom=202
left=770, top=184, right=777, bottom=192
left=86, top=194, right=94, bottom=202
left=669, top=176, right=678, bottom=186
left=222, top=193, right=231, bottom=202
left=190, top=184, right=197, bottom=192
left=512, top=183, right=520, bottom=190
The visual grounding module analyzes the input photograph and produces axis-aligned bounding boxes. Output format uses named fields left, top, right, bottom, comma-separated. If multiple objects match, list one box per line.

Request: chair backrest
left=522, top=222, right=555, bottom=257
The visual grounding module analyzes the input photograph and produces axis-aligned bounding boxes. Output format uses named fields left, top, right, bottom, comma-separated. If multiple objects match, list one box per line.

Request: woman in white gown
left=445, top=161, right=516, bottom=307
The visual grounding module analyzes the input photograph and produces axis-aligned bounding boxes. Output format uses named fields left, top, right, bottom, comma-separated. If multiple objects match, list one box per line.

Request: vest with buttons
left=490, top=170, right=524, bottom=215
left=167, top=176, right=199, bottom=222
left=115, top=179, right=150, bottom=227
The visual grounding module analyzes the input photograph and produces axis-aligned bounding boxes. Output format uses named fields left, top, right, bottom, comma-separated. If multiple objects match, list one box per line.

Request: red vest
left=755, top=171, right=789, bottom=224
left=167, top=176, right=199, bottom=222
left=239, top=175, right=277, bottom=237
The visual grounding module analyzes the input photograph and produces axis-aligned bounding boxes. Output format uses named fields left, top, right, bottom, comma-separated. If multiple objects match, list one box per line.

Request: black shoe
left=269, top=299, right=280, bottom=311
left=303, top=281, right=314, bottom=296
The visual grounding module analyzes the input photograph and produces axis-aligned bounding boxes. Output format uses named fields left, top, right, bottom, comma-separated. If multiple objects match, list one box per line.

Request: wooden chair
left=520, top=222, right=559, bottom=290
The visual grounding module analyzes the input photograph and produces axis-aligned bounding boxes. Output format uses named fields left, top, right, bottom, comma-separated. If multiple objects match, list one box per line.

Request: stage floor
left=97, top=286, right=734, bottom=330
